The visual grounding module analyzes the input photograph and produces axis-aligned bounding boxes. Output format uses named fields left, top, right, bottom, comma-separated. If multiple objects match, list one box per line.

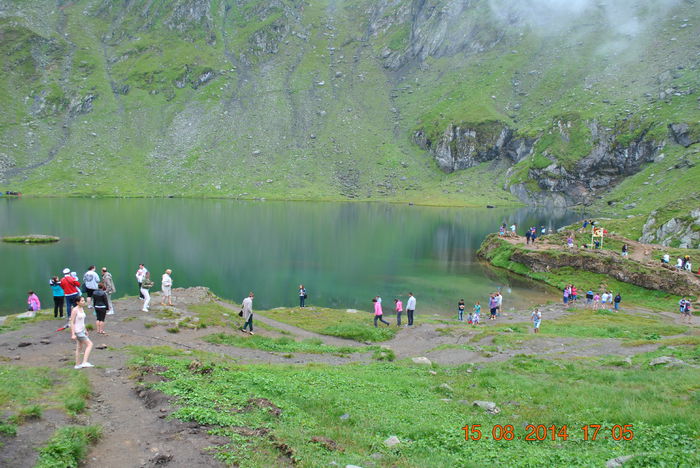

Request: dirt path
left=1, top=288, right=696, bottom=467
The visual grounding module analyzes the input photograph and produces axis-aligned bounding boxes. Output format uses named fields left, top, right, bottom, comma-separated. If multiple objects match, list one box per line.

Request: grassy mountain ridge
left=0, top=0, right=698, bottom=220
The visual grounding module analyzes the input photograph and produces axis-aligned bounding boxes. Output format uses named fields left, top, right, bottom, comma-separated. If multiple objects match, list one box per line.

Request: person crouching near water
left=373, top=297, right=389, bottom=327
left=27, top=291, right=41, bottom=312
left=93, top=283, right=110, bottom=335
left=69, top=297, right=94, bottom=369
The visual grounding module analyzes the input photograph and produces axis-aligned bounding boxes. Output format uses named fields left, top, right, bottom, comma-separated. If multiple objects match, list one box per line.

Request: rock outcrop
left=640, top=209, right=700, bottom=249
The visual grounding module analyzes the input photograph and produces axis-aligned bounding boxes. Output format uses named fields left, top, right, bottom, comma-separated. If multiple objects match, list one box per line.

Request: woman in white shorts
left=70, top=296, right=94, bottom=369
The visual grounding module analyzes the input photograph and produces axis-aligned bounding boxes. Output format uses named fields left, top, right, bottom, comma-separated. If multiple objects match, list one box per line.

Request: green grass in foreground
left=203, top=333, right=374, bottom=355
left=129, top=345, right=699, bottom=467
left=261, top=307, right=396, bottom=342
left=35, top=425, right=102, bottom=468
left=0, top=310, right=55, bottom=334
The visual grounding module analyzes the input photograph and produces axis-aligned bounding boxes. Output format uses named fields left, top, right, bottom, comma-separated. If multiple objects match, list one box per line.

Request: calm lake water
left=0, top=198, right=580, bottom=316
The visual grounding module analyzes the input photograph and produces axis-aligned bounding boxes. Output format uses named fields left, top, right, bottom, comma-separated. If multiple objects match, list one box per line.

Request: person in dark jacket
left=92, top=283, right=110, bottom=335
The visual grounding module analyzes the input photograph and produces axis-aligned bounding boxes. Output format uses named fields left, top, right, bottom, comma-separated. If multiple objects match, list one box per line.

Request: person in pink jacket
left=394, top=298, right=403, bottom=326
left=27, top=291, right=41, bottom=311
left=373, top=297, right=389, bottom=327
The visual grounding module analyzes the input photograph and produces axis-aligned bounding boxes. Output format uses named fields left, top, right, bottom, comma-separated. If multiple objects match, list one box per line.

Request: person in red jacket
left=59, top=268, right=81, bottom=320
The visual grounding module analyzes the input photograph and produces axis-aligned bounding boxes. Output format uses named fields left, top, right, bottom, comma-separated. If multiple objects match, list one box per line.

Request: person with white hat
left=59, top=268, right=81, bottom=322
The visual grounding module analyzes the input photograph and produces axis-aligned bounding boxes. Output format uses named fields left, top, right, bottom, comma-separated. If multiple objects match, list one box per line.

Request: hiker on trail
left=373, top=297, right=389, bottom=327
left=49, top=277, right=64, bottom=318
left=93, top=283, right=110, bottom=335
left=60, top=268, right=81, bottom=320
left=101, top=267, right=116, bottom=315
left=563, top=286, right=570, bottom=305
left=571, top=285, right=578, bottom=304
left=531, top=230, right=538, bottom=244
left=525, top=229, right=532, bottom=244
left=567, top=235, right=574, bottom=248
left=406, top=292, right=416, bottom=326
left=140, top=272, right=153, bottom=312
left=593, top=292, right=601, bottom=310
left=601, top=291, right=610, bottom=309
left=473, top=301, right=481, bottom=325
left=540, top=226, right=546, bottom=235
left=457, top=299, right=465, bottom=322
left=682, top=255, right=690, bottom=269
left=614, top=293, right=622, bottom=311
left=679, top=298, right=692, bottom=324
left=684, top=261, right=693, bottom=272
left=136, top=264, right=148, bottom=299
left=531, top=308, right=542, bottom=333
left=241, top=292, right=255, bottom=335
left=83, top=266, right=100, bottom=309
left=621, top=244, right=629, bottom=257
left=582, top=219, right=589, bottom=231
left=675, top=258, right=683, bottom=272
left=488, top=294, right=498, bottom=320
left=161, top=269, right=173, bottom=306
left=27, top=291, right=41, bottom=312
left=510, top=224, right=517, bottom=234
left=394, top=298, right=403, bottom=326
left=662, top=253, right=670, bottom=264
left=298, top=284, right=307, bottom=308
left=70, top=296, right=94, bottom=370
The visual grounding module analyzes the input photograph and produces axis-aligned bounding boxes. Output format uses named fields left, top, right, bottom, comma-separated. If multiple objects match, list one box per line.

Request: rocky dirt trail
left=1, top=288, right=696, bottom=467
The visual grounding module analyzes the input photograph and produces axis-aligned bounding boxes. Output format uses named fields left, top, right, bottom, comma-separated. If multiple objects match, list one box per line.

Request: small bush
left=65, top=397, right=86, bottom=415
left=372, top=348, right=396, bottom=361
left=166, top=327, right=180, bottom=334
left=35, top=425, right=101, bottom=468
left=0, top=422, right=17, bottom=436
left=320, top=323, right=395, bottom=342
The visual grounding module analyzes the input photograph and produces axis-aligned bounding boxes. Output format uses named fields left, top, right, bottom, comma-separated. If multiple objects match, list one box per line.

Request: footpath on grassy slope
left=0, top=287, right=697, bottom=467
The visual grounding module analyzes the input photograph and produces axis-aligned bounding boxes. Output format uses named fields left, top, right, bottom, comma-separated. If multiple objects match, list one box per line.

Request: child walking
left=473, top=301, right=481, bottom=326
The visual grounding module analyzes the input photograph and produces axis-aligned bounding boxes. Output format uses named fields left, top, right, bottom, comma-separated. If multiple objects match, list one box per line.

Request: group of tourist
left=370, top=293, right=417, bottom=327
left=562, top=284, right=622, bottom=310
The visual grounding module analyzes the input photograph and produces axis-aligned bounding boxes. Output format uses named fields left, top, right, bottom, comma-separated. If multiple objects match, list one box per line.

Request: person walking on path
left=140, top=273, right=153, bottom=312
left=457, top=299, right=465, bottom=322
left=101, top=267, right=116, bottom=315
left=92, top=283, right=110, bottom=335
left=161, top=269, right=173, bottom=306
left=241, top=292, right=255, bottom=335
left=531, top=308, right=542, bottom=333
left=621, top=244, right=629, bottom=257
left=136, top=264, right=148, bottom=299
left=373, top=297, right=389, bottom=327
left=563, top=286, right=570, bottom=305
left=406, top=292, right=416, bottom=326
left=27, top=291, right=41, bottom=311
left=525, top=229, right=532, bottom=245
left=571, top=285, right=578, bottom=305
left=49, top=276, right=64, bottom=318
left=394, top=298, right=403, bottom=326
left=83, top=266, right=100, bottom=308
left=679, top=298, right=692, bottom=324
left=298, top=285, right=307, bottom=308
left=614, top=293, right=622, bottom=311
left=69, top=297, right=94, bottom=369
left=473, top=301, right=481, bottom=326
left=60, top=268, right=81, bottom=321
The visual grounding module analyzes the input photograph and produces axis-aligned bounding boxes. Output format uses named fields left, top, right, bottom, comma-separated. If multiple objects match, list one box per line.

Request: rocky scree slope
left=0, top=0, right=698, bottom=219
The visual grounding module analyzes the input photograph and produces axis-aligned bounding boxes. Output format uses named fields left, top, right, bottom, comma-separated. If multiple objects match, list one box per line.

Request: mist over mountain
left=0, top=0, right=698, bottom=244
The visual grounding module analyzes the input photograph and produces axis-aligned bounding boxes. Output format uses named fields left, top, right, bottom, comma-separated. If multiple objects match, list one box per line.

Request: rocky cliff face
left=415, top=118, right=664, bottom=207
left=641, top=209, right=700, bottom=249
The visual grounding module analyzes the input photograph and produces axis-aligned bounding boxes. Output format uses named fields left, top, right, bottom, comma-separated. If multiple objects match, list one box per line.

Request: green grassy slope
left=0, top=0, right=698, bottom=213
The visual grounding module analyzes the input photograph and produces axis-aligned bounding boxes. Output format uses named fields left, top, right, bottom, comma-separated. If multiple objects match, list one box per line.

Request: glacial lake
left=0, top=198, right=580, bottom=316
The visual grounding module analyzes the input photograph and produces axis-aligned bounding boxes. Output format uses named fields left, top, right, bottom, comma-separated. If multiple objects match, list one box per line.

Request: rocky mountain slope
left=0, top=0, right=698, bottom=242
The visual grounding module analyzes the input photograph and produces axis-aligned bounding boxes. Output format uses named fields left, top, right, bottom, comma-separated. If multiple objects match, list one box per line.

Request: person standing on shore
left=161, top=269, right=173, bottom=306
left=394, top=298, right=403, bottom=326
left=473, top=301, right=481, bottom=326
left=92, top=283, right=110, bottom=335
left=298, top=284, right=307, bottom=308
left=101, top=267, right=116, bottom=315
left=525, top=229, right=532, bottom=245
left=495, top=291, right=503, bottom=316
left=241, top=292, right=255, bottom=335
left=136, top=264, right=148, bottom=299
left=531, top=308, right=542, bottom=333
left=614, top=293, right=622, bottom=311
left=373, top=297, right=389, bottom=327
left=60, top=268, right=80, bottom=321
left=489, top=294, right=498, bottom=320
left=458, top=299, right=465, bottom=322
left=83, top=266, right=100, bottom=309
left=69, top=296, right=93, bottom=369
left=140, top=273, right=153, bottom=312
left=49, top=277, right=64, bottom=318
left=406, top=292, right=416, bottom=326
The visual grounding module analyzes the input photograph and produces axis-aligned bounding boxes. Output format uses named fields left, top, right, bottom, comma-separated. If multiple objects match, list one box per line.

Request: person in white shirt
left=495, top=292, right=503, bottom=315
left=136, top=264, right=148, bottom=299
left=406, top=292, right=416, bottom=326
left=662, top=253, right=670, bottom=264
left=161, top=269, right=173, bottom=306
